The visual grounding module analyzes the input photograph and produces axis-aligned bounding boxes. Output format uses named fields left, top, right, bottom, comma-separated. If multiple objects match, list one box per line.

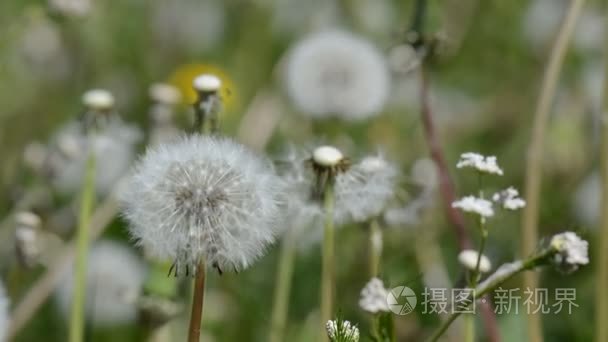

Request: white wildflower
left=285, top=30, right=390, bottom=121
left=359, top=277, right=390, bottom=313
left=550, top=231, right=589, bottom=274
left=492, top=187, right=526, bottom=210
left=46, top=118, right=142, bottom=195
left=55, top=241, right=146, bottom=325
left=0, top=278, right=9, bottom=342
left=458, top=249, right=492, bottom=273
left=456, top=152, right=503, bottom=175
left=326, top=319, right=360, bottom=342
left=121, top=135, right=284, bottom=273
left=452, top=196, right=494, bottom=218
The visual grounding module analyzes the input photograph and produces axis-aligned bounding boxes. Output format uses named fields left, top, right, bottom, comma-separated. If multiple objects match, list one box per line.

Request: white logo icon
left=387, top=286, right=417, bottom=315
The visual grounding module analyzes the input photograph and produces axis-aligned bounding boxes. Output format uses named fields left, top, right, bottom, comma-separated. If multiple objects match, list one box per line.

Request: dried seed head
left=312, top=145, right=344, bottom=167
left=193, top=74, right=222, bottom=92
left=55, top=241, right=147, bottom=325
left=121, top=135, right=284, bottom=273
left=82, top=89, right=114, bottom=111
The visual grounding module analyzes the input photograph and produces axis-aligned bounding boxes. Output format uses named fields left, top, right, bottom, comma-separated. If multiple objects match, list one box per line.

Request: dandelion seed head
left=82, top=89, right=115, bottom=111
left=359, top=277, right=390, bottom=313
left=121, top=135, right=283, bottom=272
left=550, top=231, right=589, bottom=274
left=149, top=83, right=182, bottom=105
left=285, top=30, right=389, bottom=121
left=193, top=74, right=222, bottom=92
left=48, top=118, right=142, bottom=195
left=313, top=145, right=344, bottom=167
left=55, top=241, right=146, bottom=325
left=458, top=249, right=492, bottom=273
left=452, top=196, right=494, bottom=218
left=456, top=152, right=503, bottom=175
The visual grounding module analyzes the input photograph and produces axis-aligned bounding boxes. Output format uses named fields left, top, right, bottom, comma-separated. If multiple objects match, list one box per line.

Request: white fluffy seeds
left=55, top=241, right=146, bottom=325
left=458, top=249, right=492, bottom=273
left=82, top=89, right=115, bottom=111
left=121, top=135, right=284, bottom=272
left=193, top=74, right=222, bottom=92
left=285, top=30, right=389, bottom=121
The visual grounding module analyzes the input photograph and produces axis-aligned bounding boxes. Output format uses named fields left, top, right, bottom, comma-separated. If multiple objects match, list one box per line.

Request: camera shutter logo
left=387, top=286, right=417, bottom=315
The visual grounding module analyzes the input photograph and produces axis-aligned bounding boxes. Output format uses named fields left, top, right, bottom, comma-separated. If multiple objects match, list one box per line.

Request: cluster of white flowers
left=458, top=249, right=492, bottom=273
left=0, top=278, right=8, bottom=342
left=456, top=152, right=503, bottom=175
left=46, top=117, right=142, bottom=195
left=452, top=196, right=494, bottom=218
left=359, top=277, right=390, bottom=313
left=55, top=240, right=147, bottom=325
left=285, top=30, right=389, bottom=121
left=493, top=187, right=526, bottom=210
left=550, top=231, right=589, bottom=274
left=326, top=319, right=360, bottom=342
left=121, top=135, right=284, bottom=273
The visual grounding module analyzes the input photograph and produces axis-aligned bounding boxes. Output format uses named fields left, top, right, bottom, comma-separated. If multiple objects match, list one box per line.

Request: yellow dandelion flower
left=168, top=63, right=238, bottom=112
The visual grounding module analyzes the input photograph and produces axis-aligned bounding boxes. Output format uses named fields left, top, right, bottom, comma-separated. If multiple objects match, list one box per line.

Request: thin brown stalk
left=596, top=3, right=608, bottom=341
left=520, top=1, right=585, bottom=341
left=187, top=260, right=206, bottom=342
left=418, top=65, right=500, bottom=342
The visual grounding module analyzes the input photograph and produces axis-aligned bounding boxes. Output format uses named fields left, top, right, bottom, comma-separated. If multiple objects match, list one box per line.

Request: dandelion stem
left=427, top=248, right=555, bottom=342
left=596, top=3, right=608, bottom=341
left=520, top=1, right=584, bottom=340
left=269, top=229, right=298, bottom=342
left=369, top=219, right=382, bottom=277
left=187, top=259, right=206, bottom=342
left=320, top=181, right=335, bottom=342
left=69, top=150, right=96, bottom=342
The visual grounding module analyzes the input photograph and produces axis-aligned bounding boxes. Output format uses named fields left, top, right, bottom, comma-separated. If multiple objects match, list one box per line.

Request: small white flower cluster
left=0, top=278, right=9, bottom=342
left=326, top=319, right=360, bottom=342
left=452, top=196, right=494, bottom=218
left=359, top=277, right=390, bottom=313
left=550, top=231, right=589, bottom=274
left=55, top=240, right=147, bottom=325
left=492, top=187, right=526, bottom=210
left=458, top=249, right=492, bottom=273
left=121, top=135, right=284, bottom=273
left=456, top=152, right=503, bottom=176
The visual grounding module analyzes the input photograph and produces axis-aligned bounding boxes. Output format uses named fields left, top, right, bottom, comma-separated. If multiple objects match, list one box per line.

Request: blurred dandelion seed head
left=55, top=241, right=147, bottom=325
left=82, top=89, right=115, bottom=111
left=193, top=74, right=222, bottom=93
left=121, top=135, right=284, bottom=273
left=168, top=63, right=237, bottom=110
left=149, top=83, right=182, bottom=106
left=285, top=30, right=390, bottom=121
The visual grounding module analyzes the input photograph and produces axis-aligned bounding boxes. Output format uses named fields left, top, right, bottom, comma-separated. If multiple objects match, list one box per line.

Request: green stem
left=369, top=219, right=382, bottom=277
left=320, top=182, right=335, bottom=342
left=427, top=249, right=555, bottom=342
left=596, top=2, right=608, bottom=341
left=269, top=230, right=298, bottom=342
left=520, top=1, right=585, bottom=341
left=69, top=150, right=96, bottom=342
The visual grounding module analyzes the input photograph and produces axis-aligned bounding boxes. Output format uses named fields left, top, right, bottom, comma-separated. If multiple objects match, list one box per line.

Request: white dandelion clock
left=121, top=135, right=283, bottom=273
left=47, top=118, right=142, bottom=195
left=550, top=231, right=589, bottom=274
left=0, top=279, right=8, bottom=342
left=55, top=241, right=146, bottom=325
left=359, top=277, right=390, bottom=314
left=285, top=30, right=390, bottom=121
